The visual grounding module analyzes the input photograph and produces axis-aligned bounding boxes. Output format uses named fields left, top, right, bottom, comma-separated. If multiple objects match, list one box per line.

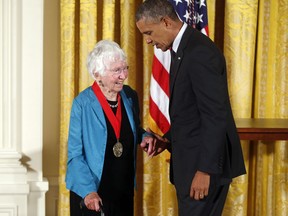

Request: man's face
left=136, top=18, right=173, bottom=52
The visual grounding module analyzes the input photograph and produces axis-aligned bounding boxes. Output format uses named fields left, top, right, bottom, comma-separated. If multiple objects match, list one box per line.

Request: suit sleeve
left=189, top=45, right=228, bottom=175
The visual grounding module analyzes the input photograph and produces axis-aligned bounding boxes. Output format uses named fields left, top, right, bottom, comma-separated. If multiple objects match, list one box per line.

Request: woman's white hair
left=86, top=40, right=127, bottom=79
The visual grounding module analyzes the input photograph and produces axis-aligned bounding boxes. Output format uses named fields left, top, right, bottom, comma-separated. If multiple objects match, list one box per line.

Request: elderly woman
left=66, top=40, right=152, bottom=216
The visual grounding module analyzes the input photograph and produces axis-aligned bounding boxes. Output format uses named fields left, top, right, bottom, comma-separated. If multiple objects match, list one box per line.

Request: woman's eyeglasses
left=106, top=66, right=129, bottom=76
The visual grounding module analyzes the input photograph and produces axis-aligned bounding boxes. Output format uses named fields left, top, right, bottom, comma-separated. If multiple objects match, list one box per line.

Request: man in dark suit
left=136, top=0, right=246, bottom=215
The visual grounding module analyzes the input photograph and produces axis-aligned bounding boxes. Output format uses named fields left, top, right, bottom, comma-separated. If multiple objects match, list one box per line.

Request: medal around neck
left=113, top=141, right=123, bottom=157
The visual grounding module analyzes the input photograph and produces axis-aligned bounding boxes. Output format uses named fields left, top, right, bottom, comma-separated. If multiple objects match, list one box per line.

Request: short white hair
left=86, top=40, right=127, bottom=79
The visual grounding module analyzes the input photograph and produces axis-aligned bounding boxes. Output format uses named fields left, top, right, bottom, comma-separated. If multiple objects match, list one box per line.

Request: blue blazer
left=65, top=85, right=144, bottom=198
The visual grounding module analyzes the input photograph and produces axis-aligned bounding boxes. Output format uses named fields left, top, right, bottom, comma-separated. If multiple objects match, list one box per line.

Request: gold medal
left=113, top=142, right=123, bottom=157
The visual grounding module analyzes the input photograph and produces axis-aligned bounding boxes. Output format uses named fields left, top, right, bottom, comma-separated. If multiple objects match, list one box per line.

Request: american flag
left=149, top=0, right=209, bottom=134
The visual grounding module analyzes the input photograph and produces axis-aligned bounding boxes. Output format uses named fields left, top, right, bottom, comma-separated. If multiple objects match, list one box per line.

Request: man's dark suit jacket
left=166, top=26, right=246, bottom=196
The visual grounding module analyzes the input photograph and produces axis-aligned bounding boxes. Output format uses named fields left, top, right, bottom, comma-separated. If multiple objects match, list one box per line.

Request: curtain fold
left=252, top=0, right=288, bottom=215
left=59, top=1, right=78, bottom=215
left=58, top=0, right=288, bottom=215
left=222, top=0, right=259, bottom=215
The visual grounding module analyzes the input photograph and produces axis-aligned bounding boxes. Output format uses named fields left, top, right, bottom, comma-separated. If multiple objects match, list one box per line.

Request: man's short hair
left=135, top=0, right=178, bottom=23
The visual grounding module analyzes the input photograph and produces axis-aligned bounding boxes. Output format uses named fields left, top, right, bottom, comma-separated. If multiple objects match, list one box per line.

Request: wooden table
left=235, top=118, right=288, bottom=140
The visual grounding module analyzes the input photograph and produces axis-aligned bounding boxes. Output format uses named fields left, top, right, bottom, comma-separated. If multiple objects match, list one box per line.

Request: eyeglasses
left=106, top=66, right=129, bottom=76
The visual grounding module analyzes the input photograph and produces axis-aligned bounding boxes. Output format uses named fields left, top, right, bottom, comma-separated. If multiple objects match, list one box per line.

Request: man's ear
left=161, top=16, right=172, bottom=28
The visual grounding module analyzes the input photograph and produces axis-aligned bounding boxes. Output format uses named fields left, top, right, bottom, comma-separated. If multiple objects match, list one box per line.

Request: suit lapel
left=169, top=27, right=193, bottom=101
left=120, top=90, right=136, bottom=136
left=169, top=50, right=182, bottom=94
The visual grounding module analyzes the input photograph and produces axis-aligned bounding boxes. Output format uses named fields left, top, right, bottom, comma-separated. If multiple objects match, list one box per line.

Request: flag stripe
left=201, top=26, right=209, bottom=36
left=150, top=76, right=170, bottom=122
left=149, top=0, right=209, bottom=134
left=152, top=50, right=171, bottom=97
left=149, top=97, right=170, bottom=134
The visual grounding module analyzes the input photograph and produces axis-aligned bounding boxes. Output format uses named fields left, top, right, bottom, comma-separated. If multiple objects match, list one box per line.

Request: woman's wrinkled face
left=100, top=59, right=129, bottom=93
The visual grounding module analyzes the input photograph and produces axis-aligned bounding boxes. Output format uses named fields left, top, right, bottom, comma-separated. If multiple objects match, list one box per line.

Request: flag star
left=174, top=0, right=183, bottom=6
left=196, top=13, right=203, bottom=23
left=184, top=0, right=190, bottom=7
left=193, top=15, right=197, bottom=23
left=196, top=0, right=206, bottom=8
left=183, top=10, right=192, bottom=23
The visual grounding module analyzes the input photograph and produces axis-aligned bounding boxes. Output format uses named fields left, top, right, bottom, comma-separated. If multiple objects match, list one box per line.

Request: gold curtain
left=58, top=0, right=288, bottom=215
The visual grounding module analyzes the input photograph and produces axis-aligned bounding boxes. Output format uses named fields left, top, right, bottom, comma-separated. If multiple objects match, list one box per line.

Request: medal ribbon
left=92, top=81, right=122, bottom=140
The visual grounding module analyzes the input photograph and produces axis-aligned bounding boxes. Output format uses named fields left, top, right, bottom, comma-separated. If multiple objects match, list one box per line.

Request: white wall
left=0, top=0, right=49, bottom=215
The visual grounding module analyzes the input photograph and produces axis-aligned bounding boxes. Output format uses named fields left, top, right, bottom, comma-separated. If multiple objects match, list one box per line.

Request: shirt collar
left=172, top=22, right=187, bottom=53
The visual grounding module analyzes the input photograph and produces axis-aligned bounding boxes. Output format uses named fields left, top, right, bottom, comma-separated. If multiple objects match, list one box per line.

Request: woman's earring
left=98, top=80, right=103, bottom=87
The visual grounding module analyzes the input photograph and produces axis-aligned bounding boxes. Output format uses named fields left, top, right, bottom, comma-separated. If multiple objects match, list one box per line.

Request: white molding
left=0, top=196, right=26, bottom=216
left=0, top=152, right=24, bottom=166
left=0, top=204, right=18, bottom=216
left=0, top=0, right=48, bottom=215
left=0, top=0, right=21, bottom=152
left=29, top=178, right=49, bottom=192
left=0, top=185, right=29, bottom=194
left=21, top=0, right=44, bottom=183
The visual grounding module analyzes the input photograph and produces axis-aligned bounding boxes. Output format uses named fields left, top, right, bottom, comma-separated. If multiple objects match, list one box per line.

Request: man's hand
left=140, top=127, right=170, bottom=157
left=84, top=192, right=102, bottom=212
left=190, top=171, right=210, bottom=200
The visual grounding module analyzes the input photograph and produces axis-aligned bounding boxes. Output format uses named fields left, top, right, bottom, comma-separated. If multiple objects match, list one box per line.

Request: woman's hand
left=140, top=127, right=170, bottom=157
left=84, top=192, right=103, bottom=212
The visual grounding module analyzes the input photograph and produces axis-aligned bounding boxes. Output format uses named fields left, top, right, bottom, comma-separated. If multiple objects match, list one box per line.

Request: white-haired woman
left=66, top=40, right=152, bottom=216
